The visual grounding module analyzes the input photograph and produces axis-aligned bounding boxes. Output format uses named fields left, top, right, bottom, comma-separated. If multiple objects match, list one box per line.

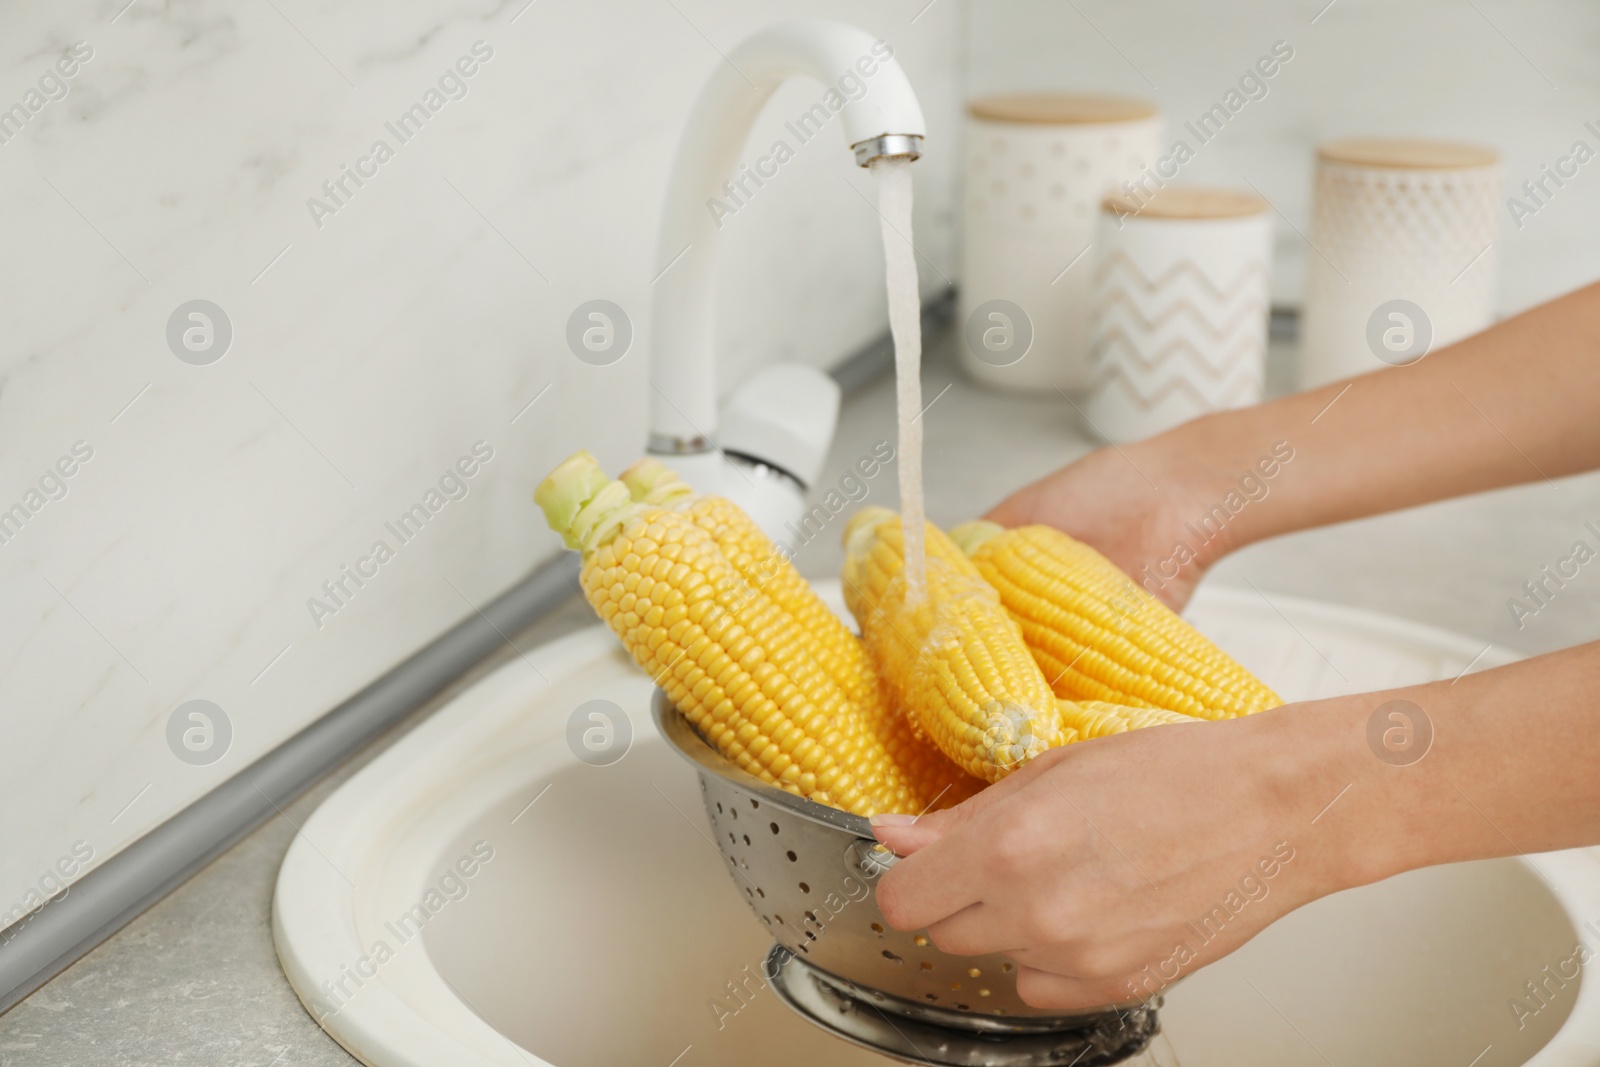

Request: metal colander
left=653, top=692, right=1159, bottom=1066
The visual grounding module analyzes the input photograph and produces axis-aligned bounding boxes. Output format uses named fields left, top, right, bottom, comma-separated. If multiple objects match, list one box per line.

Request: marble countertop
left=2, top=327, right=1596, bottom=1065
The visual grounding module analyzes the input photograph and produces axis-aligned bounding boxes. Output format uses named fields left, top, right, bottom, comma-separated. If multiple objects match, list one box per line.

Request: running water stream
left=870, top=160, right=1187, bottom=1067
left=869, top=157, right=927, bottom=603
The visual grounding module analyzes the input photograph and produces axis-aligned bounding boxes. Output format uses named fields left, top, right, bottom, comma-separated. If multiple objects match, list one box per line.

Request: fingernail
left=869, top=813, right=918, bottom=828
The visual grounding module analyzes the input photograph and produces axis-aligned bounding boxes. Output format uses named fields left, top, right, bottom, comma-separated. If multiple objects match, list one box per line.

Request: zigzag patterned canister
left=1085, top=188, right=1272, bottom=443
left=960, top=93, right=1161, bottom=393
left=1299, top=138, right=1499, bottom=388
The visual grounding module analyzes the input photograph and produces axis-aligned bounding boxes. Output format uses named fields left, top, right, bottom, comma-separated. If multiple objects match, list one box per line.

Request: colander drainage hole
left=750, top=799, right=759, bottom=809
left=716, top=802, right=723, bottom=813
left=743, top=834, right=751, bottom=846
left=924, top=994, right=938, bottom=1002
left=769, top=822, right=780, bottom=834
left=798, top=882, right=810, bottom=893
left=731, top=808, right=738, bottom=820
left=919, top=962, right=933, bottom=971
left=881, top=950, right=903, bottom=964
left=786, top=850, right=797, bottom=862
left=756, top=888, right=765, bottom=898
left=870, top=922, right=884, bottom=934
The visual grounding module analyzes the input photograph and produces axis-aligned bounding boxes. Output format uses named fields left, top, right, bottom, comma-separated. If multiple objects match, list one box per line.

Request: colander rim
left=651, top=689, right=876, bottom=839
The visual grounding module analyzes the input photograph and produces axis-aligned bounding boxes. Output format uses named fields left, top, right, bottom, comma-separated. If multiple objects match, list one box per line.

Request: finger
left=869, top=805, right=965, bottom=856
left=874, top=837, right=983, bottom=933
left=923, top=901, right=1022, bottom=957
left=982, top=497, right=1026, bottom=526
left=876, top=752, right=1075, bottom=929
left=869, top=766, right=1030, bottom=855
left=875, top=774, right=1052, bottom=931
left=868, top=819, right=943, bottom=856
left=1013, top=965, right=1135, bottom=1014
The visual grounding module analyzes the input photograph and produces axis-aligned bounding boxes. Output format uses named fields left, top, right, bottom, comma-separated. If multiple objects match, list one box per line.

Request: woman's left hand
left=869, top=700, right=1375, bottom=1010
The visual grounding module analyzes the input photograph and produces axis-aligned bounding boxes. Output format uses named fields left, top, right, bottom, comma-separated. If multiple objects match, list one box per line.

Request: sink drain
left=768, top=946, right=1159, bottom=1066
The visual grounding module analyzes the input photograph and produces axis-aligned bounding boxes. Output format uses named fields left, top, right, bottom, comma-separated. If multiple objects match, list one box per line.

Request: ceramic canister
left=959, top=93, right=1161, bottom=393
left=1085, top=187, right=1273, bottom=444
left=1299, top=137, right=1500, bottom=388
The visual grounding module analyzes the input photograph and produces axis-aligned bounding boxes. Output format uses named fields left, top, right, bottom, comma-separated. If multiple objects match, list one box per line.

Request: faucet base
left=634, top=450, right=809, bottom=543
left=646, top=432, right=714, bottom=455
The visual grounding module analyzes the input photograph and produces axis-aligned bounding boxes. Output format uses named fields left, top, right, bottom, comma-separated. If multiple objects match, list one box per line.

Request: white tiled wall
left=966, top=0, right=1600, bottom=313
left=0, top=0, right=961, bottom=923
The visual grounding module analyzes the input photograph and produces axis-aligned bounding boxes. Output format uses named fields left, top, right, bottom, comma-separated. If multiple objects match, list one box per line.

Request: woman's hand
left=868, top=642, right=1600, bottom=1012
left=990, top=281, right=1600, bottom=611
left=985, top=442, right=1238, bottom=611
left=870, top=701, right=1373, bottom=1011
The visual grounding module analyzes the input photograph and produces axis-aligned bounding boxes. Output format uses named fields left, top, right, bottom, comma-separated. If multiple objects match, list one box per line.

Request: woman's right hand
left=989, top=280, right=1600, bottom=613
left=985, top=441, right=1236, bottom=611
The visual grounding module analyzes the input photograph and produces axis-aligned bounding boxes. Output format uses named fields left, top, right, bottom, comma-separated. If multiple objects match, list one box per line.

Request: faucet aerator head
left=854, top=133, right=924, bottom=167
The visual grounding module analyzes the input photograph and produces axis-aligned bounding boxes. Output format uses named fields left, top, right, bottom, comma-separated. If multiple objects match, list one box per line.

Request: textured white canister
left=1299, top=138, right=1500, bottom=388
left=960, top=93, right=1161, bottom=393
left=1085, top=188, right=1273, bottom=443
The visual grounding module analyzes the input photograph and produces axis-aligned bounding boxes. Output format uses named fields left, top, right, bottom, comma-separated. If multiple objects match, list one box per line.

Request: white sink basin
left=273, top=583, right=1600, bottom=1066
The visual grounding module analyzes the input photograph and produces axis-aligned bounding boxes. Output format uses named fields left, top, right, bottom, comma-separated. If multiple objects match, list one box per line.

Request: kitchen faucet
left=646, top=19, right=926, bottom=539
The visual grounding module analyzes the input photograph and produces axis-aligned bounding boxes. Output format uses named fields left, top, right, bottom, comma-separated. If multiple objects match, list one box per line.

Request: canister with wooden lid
left=1299, top=137, right=1500, bottom=387
left=1085, top=186, right=1274, bottom=443
left=960, top=93, right=1162, bottom=392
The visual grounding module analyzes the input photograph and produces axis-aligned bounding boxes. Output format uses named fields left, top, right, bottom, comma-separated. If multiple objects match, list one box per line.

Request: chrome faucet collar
left=853, top=133, right=923, bottom=167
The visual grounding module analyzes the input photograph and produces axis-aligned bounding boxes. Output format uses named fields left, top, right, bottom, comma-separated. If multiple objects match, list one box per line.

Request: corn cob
left=620, top=458, right=982, bottom=811
left=842, top=507, right=1065, bottom=782
left=1055, top=699, right=1200, bottom=740
left=620, top=458, right=880, bottom=710
left=949, top=521, right=1281, bottom=720
left=536, top=451, right=916, bottom=816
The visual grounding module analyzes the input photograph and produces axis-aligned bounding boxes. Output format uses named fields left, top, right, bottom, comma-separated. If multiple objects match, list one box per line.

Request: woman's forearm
left=1301, top=640, right=1600, bottom=891
left=1142, top=280, right=1600, bottom=558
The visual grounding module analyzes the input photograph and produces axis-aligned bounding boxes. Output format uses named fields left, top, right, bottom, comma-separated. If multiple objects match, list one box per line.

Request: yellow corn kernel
left=620, top=458, right=980, bottom=812
left=539, top=451, right=914, bottom=815
left=843, top=507, right=1061, bottom=783
left=621, top=459, right=880, bottom=709
left=949, top=521, right=1281, bottom=720
left=1054, top=699, right=1200, bottom=741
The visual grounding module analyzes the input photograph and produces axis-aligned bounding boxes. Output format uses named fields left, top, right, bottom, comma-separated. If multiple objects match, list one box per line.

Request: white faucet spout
left=647, top=20, right=926, bottom=455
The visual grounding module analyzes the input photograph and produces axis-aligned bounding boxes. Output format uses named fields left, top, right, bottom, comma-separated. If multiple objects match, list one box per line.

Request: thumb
left=870, top=741, right=1072, bottom=854
left=982, top=498, right=1026, bottom=527
left=868, top=768, right=1022, bottom=854
left=868, top=804, right=967, bottom=856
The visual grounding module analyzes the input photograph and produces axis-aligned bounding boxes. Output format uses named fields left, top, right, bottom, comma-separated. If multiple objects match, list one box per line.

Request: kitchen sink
left=273, top=582, right=1600, bottom=1066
